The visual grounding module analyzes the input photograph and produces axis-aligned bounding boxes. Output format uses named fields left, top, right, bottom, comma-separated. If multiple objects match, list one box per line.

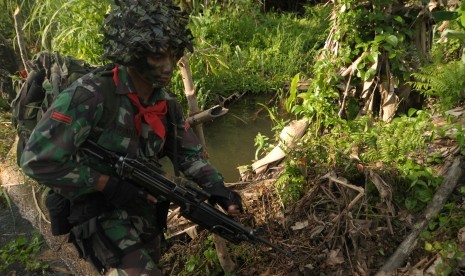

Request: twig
left=13, top=5, right=30, bottom=73
left=321, top=172, right=365, bottom=223
left=343, top=236, right=355, bottom=272
left=340, top=52, right=368, bottom=77
left=31, top=185, right=50, bottom=224
left=338, top=73, right=353, bottom=118
left=1, top=182, right=25, bottom=187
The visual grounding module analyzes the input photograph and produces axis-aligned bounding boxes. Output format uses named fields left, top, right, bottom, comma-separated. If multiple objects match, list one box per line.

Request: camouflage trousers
left=84, top=204, right=163, bottom=276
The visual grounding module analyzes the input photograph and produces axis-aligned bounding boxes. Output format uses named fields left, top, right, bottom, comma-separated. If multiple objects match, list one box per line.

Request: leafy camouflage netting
left=102, top=0, right=193, bottom=66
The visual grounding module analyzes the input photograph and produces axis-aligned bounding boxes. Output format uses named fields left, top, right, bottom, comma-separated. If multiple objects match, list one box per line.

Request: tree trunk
left=178, top=55, right=208, bottom=157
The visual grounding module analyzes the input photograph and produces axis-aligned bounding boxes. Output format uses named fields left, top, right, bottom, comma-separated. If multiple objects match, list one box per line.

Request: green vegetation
left=0, top=231, right=49, bottom=273
left=1, top=0, right=330, bottom=107
left=253, top=0, right=465, bottom=272
left=182, top=235, right=223, bottom=275
left=181, top=3, right=330, bottom=102
left=411, top=61, right=465, bottom=111
left=24, top=0, right=108, bottom=64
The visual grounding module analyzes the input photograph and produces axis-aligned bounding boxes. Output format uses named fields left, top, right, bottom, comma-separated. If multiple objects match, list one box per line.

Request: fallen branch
left=376, top=156, right=465, bottom=274
left=252, top=119, right=309, bottom=174
left=321, top=171, right=365, bottom=223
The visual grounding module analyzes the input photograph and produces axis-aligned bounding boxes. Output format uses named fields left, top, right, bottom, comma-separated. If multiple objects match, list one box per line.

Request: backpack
left=11, top=51, right=117, bottom=166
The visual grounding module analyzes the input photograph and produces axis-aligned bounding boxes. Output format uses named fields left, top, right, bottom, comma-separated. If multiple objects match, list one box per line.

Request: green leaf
left=385, top=35, right=398, bottom=47
left=374, top=35, right=385, bottom=43
left=442, top=30, right=465, bottom=41
left=393, top=16, right=404, bottom=23
left=421, top=230, right=432, bottom=239
left=286, top=73, right=300, bottom=113
left=407, top=108, right=417, bottom=117
left=424, top=242, right=433, bottom=251
left=185, top=255, right=198, bottom=272
left=405, top=197, right=417, bottom=210
left=369, top=51, right=379, bottom=63
left=431, top=11, right=460, bottom=23
left=364, top=68, right=376, bottom=81
left=415, top=188, right=433, bottom=202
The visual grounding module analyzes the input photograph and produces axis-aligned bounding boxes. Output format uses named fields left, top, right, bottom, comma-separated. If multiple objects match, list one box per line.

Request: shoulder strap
left=98, top=70, right=119, bottom=129
left=162, top=88, right=181, bottom=176
left=88, top=65, right=120, bottom=140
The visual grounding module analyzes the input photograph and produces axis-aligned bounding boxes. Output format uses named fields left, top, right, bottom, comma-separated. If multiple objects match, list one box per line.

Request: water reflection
left=160, top=94, right=275, bottom=182
left=203, top=95, right=274, bottom=182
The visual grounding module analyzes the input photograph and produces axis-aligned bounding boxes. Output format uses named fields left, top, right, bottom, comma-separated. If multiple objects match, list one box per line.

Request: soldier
left=20, top=0, right=242, bottom=275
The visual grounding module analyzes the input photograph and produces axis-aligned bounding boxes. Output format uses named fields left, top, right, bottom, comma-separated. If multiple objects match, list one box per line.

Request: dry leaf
left=326, top=249, right=345, bottom=266
left=310, top=225, right=325, bottom=238
left=291, top=220, right=309, bottom=231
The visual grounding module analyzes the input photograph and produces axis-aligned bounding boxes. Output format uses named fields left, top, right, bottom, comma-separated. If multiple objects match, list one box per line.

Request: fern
left=411, top=61, right=465, bottom=109
left=275, top=162, right=306, bottom=205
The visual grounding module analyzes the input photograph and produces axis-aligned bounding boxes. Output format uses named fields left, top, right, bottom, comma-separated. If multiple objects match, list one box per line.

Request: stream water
left=160, top=93, right=274, bottom=182
left=198, top=94, right=274, bottom=182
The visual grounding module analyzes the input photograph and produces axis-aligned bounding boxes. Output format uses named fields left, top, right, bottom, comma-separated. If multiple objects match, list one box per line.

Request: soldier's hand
left=227, top=204, right=242, bottom=217
left=146, top=193, right=157, bottom=204
left=102, top=176, right=155, bottom=209
left=207, top=183, right=244, bottom=215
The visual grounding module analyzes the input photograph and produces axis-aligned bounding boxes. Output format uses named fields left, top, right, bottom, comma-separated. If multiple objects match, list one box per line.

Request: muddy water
left=161, top=94, right=274, bottom=182
left=203, top=95, right=274, bottom=182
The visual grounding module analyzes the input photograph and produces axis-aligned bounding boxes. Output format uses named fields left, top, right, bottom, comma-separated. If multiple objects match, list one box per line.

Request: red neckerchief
left=112, top=66, right=167, bottom=139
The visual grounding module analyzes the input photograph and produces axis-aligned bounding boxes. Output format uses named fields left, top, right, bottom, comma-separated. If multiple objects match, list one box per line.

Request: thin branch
left=13, top=5, right=30, bottom=73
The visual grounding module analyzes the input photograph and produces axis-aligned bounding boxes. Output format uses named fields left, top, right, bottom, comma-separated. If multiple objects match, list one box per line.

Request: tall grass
left=179, top=3, right=331, bottom=101
left=24, top=0, right=108, bottom=64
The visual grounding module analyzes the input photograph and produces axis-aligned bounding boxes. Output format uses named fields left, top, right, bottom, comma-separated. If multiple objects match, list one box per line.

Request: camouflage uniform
left=20, top=65, right=224, bottom=274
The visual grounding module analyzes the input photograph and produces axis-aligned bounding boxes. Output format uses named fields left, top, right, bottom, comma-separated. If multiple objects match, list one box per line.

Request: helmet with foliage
left=102, top=0, right=193, bottom=66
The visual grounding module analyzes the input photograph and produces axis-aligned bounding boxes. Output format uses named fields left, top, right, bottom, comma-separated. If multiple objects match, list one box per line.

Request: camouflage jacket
left=20, top=65, right=223, bottom=200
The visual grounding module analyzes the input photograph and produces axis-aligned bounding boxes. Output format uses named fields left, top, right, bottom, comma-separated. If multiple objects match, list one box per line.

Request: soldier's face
left=135, top=49, right=178, bottom=88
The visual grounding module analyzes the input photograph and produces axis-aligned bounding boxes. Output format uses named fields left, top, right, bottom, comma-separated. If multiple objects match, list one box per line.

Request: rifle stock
left=81, top=140, right=293, bottom=259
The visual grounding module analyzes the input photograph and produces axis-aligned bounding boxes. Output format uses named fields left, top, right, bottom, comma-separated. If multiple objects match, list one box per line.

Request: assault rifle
left=81, top=140, right=292, bottom=258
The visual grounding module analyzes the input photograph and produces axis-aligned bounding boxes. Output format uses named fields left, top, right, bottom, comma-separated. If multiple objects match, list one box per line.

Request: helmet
left=102, top=0, right=193, bottom=66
